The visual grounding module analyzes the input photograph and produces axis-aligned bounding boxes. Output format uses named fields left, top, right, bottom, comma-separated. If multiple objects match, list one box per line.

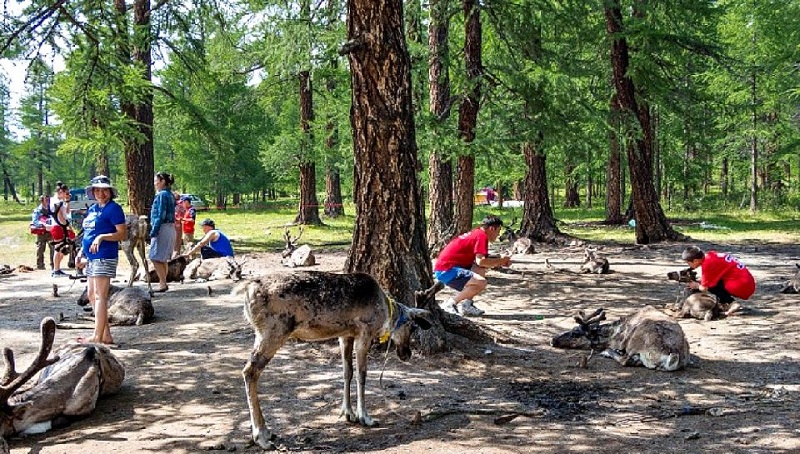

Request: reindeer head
left=226, top=257, right=246, bottom=281
left=281, top=227, right=304, bottom=258
left=388, top=299, right=433, bottom=362
left=550, top=308, right=612, bottom=350
left=499, top=218, right=518, bottom=243
left=667, top=267, right=697, bottom=283
left=1, top=318, right=59, bottom=437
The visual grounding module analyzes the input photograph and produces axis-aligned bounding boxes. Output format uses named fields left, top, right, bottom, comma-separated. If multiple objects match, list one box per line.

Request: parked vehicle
left=69, top=188, right=96, bottom=227
left=181, top=194, right=208, bottom=211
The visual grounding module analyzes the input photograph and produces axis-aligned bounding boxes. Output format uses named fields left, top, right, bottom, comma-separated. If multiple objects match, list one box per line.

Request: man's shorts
left=434, top=267, right=474, bottom=291
left=50, top=226, right=75, bottom=242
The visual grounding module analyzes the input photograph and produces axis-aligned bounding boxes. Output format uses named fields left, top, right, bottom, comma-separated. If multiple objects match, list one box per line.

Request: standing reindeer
left=1, top=319, right=125, bottom=451
left=551, top=306, right=690, bottom=371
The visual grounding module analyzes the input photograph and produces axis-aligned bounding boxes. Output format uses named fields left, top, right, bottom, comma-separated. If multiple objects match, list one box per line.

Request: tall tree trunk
left=453, top=0, right=481, bottom=235
left=345, top=0, right=433, bottom=305
left=323, top=0, right=344, bottom=218
left=427, top=0, right=454, bottom=253
left=606, top=94, right=623, bottom=224
left=563, top=161, right=580, bottom=208
left=295, top=70, right=322, bottom=225
left=749, top=68, right=758, bottom=213
left=519, top=141, right=560, bottom=241
left=605, top=2, right=682, bottom=244
left=117, top=0, right=154, bottom=215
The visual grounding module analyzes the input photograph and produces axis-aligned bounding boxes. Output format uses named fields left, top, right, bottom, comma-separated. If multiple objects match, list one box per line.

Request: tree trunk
left=323, top=3, right=344, bottom=219
left=324, top=163, right=344, bottom=217
left=453, top=0, right=481, bottom=235
left=426, top=0, right=454, bottom=253
left=295, top=70, right=322, bottom=225
left=605, top=94, right=623, bottom=224
left=563, top=161, right=580, bottom=208
left=345, top=0, right=433, bottom=304
left=605, top=2, right=683, bottom=244
left=519, top=141, right=561, bottom=242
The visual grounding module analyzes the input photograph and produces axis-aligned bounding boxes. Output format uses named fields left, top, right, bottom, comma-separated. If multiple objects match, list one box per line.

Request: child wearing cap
left=180, top=195, right=197, bottom=252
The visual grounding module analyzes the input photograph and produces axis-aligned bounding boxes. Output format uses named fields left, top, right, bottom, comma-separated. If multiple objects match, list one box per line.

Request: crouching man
left=433, top=215, right=511, bottom=317
left=682, top=245, right=756, bottom=316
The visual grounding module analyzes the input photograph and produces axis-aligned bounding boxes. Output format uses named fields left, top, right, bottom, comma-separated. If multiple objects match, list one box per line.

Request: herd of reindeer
left=2, top=218, right=800, bottom=452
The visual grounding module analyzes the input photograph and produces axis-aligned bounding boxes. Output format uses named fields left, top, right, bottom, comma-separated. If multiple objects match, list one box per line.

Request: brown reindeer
left=67, top=285, right=154, bottom=326
left=280, top=227, right=315, bottom=267
left=184, top=256, right=245, bottom=282
left=551, top=306, right=690, bottom=371
left=240, top=272, right=434, bottom=450
left=667, top=268, right=721, bottom=321
left=580, top=248, right=610, bottom=274
left=779, top=263, right=800, bottom=294
left=1, top=319, right=124, bottom=450
left=138, top=255, right=189, bottom=284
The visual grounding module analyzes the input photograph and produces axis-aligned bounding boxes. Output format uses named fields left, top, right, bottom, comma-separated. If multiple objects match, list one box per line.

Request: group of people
left=433, top=215, right=756, bottom=318
left=29, top=182, right=76, bottom=276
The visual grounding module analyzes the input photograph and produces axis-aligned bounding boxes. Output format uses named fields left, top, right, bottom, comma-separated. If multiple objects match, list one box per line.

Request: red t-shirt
left=434, top=228, right=489, bottom=271
left=701, top=251, right=756, bottom=299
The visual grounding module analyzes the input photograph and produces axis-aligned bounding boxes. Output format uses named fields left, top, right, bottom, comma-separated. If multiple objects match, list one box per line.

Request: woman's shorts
left=150, top=223, right=176, bottom=262
left=86, top=258, right=118, bottom=277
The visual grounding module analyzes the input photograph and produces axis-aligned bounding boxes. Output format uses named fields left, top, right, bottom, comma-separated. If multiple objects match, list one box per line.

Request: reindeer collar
left=379, top=292, right=399, bottom=344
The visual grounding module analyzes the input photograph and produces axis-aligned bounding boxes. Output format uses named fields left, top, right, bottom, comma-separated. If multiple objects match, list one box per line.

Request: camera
left=667, top=268, right=697, bottom=283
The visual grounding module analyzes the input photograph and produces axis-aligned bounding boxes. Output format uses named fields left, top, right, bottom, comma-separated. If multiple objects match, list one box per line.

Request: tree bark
left=604, top=2, right=683, bottom=244
left=345, top=0, right=433, bottom=304
left=453, top=0, right=481, bottom=235
left=427, top=0, right=454, bottom=253
left=605, top=93, right=623, bottom=224
left=519, top=141, right=561, bottom=242
left=295, top=70, right=322, bottom=225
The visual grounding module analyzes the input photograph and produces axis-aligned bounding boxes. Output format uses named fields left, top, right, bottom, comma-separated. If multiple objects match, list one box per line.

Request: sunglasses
left=91, top=176, right=111, bottom=185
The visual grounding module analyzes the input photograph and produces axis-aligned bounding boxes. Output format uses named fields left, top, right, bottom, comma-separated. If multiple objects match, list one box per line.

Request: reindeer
left=779, top=263, right=800, bottom=294
left=240, top=272, right=434, bottom=450
left=580, top=248, right=609, bottom=274
left=281, top=227, right=315, bottom=267
left=138, top=255, right=189, bottom=284
left=667, top=267, right=722, bottom=321
left=551, top=306, right=690, bottom=371
left=121, top=215, right=150, bottom=289
left=184, top=256, right=245, bottom=282
left=1, top=318, right=125, bottom=449
left=64, top=285, right=154, bottom=326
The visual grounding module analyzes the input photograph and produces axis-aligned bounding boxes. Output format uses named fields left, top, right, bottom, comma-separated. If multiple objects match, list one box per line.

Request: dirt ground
left=1, top=240, right=799, bottom=453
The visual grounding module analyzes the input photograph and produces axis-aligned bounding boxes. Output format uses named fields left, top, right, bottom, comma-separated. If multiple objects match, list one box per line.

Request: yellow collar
left=379, top=293, right=395, bottom=344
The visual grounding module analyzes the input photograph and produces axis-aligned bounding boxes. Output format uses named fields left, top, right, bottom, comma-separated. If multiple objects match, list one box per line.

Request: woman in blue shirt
left=150, top=172, right=176, bottom=292
left=78, top=175, right=127, bottom=345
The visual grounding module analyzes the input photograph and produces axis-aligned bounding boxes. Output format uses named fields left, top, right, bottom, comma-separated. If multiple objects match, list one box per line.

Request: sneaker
left=51, top=270, right=69, bottom=278
left=438, top=298, right=459, bottom=315
left=460, top=299, right=485, bottom=317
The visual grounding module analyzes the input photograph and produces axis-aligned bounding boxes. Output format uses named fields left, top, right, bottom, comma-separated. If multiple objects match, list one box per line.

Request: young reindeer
left=667, top=267, right=722, bottom=321
left=551, top=306, right=690, bottom=371
left=240, top=271, right=434, bottom=450
left=1, top=318, right=125, bottom=449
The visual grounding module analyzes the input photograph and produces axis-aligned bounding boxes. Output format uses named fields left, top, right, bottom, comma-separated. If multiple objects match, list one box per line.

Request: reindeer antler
left=0, top=318, right=59, bottom=402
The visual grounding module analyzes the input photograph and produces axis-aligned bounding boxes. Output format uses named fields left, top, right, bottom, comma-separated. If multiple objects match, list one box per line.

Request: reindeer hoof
left=359, top=415, right=378, bottom=427
left=253, top=429, right=277, bottom=450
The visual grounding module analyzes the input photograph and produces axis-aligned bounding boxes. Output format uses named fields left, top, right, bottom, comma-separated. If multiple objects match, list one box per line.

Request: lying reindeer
left=580, top=248, right=609, bottom=274
left=1, top=318, right=125, bottom=449
left=59, top=285, right=155, bottom=326
left=779, top=263, right=800, bottom=294
left=184, top=256, right=244, bottom=282
left=281, top=227, right=316, bottom=267
left=240, top=271, right=433, bottom=450
left=667, top=267, right=721, bottom=321
left=137, top=255, right=189, bottom=284
left=551, top=306, right=690, bottom=371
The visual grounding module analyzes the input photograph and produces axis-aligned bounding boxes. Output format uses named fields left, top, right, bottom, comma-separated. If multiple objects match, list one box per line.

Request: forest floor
left=1, top=239, right=799, bottom=453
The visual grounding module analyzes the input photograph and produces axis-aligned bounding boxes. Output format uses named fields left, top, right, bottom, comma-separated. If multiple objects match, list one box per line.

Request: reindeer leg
left=124, top=246, right=137, bottom=288
left=353, top=333, right=377, bottom=427
left=138, top=241, right=152, bottom=293
left=242, top=332, right=285, bottom=450
left=339, top=337, right=357, bottom=423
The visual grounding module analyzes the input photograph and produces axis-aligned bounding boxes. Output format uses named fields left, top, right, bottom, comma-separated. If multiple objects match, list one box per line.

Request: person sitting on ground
left=30, top=194, right=54, bottom=270
left=433, top=215, right=512, bottom=317
left=682, top=245, right=756, bottom=316
left=184, top=219, right=234, bottom=259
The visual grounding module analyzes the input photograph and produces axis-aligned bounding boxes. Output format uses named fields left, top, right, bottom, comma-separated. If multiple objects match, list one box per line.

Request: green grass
left=2, top=199, right=798, bottom=267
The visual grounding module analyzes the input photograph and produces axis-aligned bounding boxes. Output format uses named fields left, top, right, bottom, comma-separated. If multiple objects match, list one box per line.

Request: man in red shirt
left=682, top=246, right=756, bottom=316
left=434, top=216, right=511, bottom=316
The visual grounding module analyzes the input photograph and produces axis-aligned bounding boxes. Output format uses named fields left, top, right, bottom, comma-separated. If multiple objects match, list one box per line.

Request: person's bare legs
left=454, top=268, right=488, bottom=303
left=153, top=261, right=168, bottom=290
left=81, top=275, right=113, bottom=344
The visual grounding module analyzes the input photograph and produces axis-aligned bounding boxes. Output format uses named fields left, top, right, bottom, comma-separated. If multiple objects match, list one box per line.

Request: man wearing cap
left=30, top=194, right=54, bottom=270
left=185, top=219, right=234, bottom=259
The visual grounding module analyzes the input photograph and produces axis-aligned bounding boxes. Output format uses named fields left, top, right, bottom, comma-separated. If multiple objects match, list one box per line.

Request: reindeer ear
left=408, top=308, right=433, bottom=330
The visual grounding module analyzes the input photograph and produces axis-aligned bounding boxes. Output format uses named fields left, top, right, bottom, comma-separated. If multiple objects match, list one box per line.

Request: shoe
left=460, top=299, right=485, bottom=317
left=438, top=298, right=459, bottom=315
left=51, top=270, right=68, bottom=278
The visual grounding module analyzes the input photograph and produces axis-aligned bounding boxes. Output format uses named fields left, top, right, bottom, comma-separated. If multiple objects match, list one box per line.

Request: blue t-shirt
left=82, top=201, right=127, bottom=260
left=150, top=189, right=176, bottom=237
left=209, top=230, right=235, bottom=257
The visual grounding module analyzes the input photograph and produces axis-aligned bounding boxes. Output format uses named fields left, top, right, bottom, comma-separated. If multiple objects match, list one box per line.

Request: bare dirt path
left=1, top=240, right=799, bottom=453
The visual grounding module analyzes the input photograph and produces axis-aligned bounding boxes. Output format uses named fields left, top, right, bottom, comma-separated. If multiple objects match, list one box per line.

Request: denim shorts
left=434, top=267, right=474, bottom=291
left=86, top=258, right=119, bottom=277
